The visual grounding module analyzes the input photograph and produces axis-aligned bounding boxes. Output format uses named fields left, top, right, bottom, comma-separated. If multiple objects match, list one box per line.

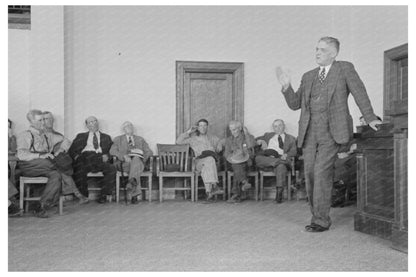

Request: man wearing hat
left=255, top=119, right=297, bottom=203
left=224, top=120, right=256, bottom=203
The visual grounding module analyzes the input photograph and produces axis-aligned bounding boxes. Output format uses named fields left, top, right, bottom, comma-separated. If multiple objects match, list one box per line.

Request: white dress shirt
left=267, top=133, right=285, bottom=155
left=82, top=131, right=102, bottom=153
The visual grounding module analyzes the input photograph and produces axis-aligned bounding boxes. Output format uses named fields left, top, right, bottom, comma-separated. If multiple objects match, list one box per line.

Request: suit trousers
left=120, top=157, right=144, bottom=197
left=255, top=155, right=289, bottom=188
left=73, top=152, right=116, bottom=196
left=303, top=112, right=340, bottom=228
left=230, top=162, right=248, bottom=196
left=195, top=156, right=218, bottom=192
left=18, top=158, right=62, bottom=208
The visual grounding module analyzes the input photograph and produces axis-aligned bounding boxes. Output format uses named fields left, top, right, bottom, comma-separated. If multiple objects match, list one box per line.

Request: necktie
left=319, top=67, right=326, bottom=84
left=128, top=136, right=134, bottom=147
left=44, top=134, right=50, bottom=152
left=278, top=135, right=284, bottom=149
left=93, top=133, right=99, bottom=150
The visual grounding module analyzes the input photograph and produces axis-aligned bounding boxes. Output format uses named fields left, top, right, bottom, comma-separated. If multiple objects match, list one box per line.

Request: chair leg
left=148, top=176, right=152, bottom=203
left=25, top=186, right=31, bottom=213
left=159, top=176, right=163, bottom=203
left=59, top=195, right=64, bottom=215
left=255, top=175, right=259, bottom=201
left=19, top=179, right=24, bottom=212
left=116, top=173, right=120, bottom=204
left=227, top=174, right=232, bottom=199
left=191, top=176, right=195, bottom=202
left=260, top=172, right=264, bottom=201
left=195, top=175, right=199, bottom=202
left=287, top=173, right=292, bottom=201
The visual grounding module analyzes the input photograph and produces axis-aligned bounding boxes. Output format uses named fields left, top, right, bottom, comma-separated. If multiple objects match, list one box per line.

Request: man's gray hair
left=26, top=109, right=43, bottom=122
left=121, top=121, right=134, bottom=130
left=319, top=36, right=340, bottom=53
left=273, top=119, right=285, bottom=126
left=229, top=120, right=242, bottom=129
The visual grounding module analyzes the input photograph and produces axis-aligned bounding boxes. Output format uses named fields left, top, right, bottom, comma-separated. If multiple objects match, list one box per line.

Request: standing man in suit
left=255, top=119, right=297, bottom=203
left=69, top=116, right=116, bottom=203
left=110, top=121, right=153, bottom=205
left=276, top=37, right=381, bottom=232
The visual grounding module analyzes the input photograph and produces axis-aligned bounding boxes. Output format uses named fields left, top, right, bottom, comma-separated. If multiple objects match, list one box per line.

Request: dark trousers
left=255, top=155, right=289, bottom=188
left=230, top=163, right=248, bottom=196
left=303, top=113, right=340, bottom=228
left=72, top=152, right=116, bottom=196
left=18, top=159, right=62, bottom=208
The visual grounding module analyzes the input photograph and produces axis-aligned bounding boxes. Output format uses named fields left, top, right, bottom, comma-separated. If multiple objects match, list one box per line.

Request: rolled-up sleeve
left=16, top=131, right=40, bottom=161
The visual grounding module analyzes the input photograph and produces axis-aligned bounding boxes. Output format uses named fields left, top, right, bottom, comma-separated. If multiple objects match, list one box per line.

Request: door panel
left=184, top=72, right=232, bottom=139
left=176, top=61, right=244, bottom=140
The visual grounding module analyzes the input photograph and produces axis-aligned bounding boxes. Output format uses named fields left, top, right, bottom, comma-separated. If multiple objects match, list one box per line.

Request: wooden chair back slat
left=157, top=144, right=190, bottom=172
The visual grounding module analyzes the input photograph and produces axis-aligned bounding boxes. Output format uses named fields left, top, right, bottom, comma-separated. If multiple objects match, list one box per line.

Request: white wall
left=9, top=6, right=407, bottom=152
left=8, top=6, right=64, bottom=135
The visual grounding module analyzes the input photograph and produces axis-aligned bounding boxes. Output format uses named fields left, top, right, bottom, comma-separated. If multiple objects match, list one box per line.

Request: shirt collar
left=320, top=63, right=333, bottom=74
left=29, top=126, right=43, bottom=135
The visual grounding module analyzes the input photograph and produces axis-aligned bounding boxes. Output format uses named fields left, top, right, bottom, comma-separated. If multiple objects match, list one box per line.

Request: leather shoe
left=227, top=194, right=241, bottom=203
left=305, top=223, right=329, bottom=232
left=78, top=196, right=89, bottom=205
left=131, top=196, right=139, bottom=205
left=97, top=195, right=107, bottom=204
left=33, top=207, right=49, bottom=218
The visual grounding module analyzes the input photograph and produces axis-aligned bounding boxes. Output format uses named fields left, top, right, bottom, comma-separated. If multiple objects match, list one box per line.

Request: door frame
left=176, top=61, right=244, bottom=137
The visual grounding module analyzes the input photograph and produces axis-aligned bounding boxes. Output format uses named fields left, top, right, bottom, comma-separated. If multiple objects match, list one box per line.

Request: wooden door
left=176, top=61, right=244, bottom=139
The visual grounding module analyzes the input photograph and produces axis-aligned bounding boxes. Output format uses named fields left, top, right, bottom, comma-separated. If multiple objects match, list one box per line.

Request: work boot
left=275, top=187, right=284, bottom=204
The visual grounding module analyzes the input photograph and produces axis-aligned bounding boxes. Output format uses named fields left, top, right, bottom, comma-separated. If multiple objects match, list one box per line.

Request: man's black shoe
left=33, top=207, right=49, bottom=218
left=97, top=195, right=107, bottom=204
left=131, top=196, right=139, bottom=205
left=305, top=223, right=329, bottom=232
left=8, top=203, right=21, bottom=217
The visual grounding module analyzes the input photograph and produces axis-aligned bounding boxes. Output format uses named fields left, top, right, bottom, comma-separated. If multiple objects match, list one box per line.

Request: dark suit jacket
left=282, top=60, right=377, bottom=147
left=256, top=132, right=297, bottom=158
left=109, top=134, right=153, bottom=162
left=68, top=131, right=113, bottom=160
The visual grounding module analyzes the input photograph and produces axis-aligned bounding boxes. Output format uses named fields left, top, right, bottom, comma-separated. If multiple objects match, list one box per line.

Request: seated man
left=110, top=121, right=153, bottom=205
left=255, top=119, right=297, bottom=203
left=16, top=109, right=62, bottom=218
left=224, top=120, right=255, bottom=203
left=176, top=119, right=223, bottom=203
left=69, top=116, right=116, bottom=204
left=43, top=111, right=89, bottom=204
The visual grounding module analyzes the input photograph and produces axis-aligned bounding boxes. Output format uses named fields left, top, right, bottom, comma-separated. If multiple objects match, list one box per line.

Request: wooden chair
left=259, top=157, right=295, bottom=201
left=227, top=170, right=259, bottom=201
left=86, top=172, right=114, bottom=202
left=194, top=155, right=227, bottom=202
left=19, top=176, right=65, bottom=215
left=156, top=144, right=195, bottom=202
left=116, top=156, right=154, bottom=203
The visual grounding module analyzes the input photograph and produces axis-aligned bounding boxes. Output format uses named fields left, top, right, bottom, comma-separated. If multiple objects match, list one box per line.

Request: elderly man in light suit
left=276, top=36, right=381, bottom=232
left=110, top=121, right=153, bottom=205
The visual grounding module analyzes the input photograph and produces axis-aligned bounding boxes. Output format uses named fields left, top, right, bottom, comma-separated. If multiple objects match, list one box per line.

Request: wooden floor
left=8, top=199, right=408, bottom=271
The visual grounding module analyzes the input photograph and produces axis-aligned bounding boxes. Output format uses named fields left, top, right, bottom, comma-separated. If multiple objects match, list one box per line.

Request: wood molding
left=176, top=61, right=244, bottom=138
